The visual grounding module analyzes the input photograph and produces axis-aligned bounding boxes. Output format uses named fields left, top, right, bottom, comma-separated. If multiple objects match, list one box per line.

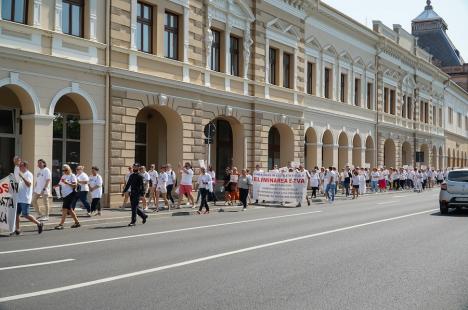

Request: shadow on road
left=431, top=208, right=468, bottom=217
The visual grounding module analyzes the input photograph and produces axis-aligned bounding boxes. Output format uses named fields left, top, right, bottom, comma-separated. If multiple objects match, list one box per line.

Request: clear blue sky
left=322, top=0, right=468, bottom=61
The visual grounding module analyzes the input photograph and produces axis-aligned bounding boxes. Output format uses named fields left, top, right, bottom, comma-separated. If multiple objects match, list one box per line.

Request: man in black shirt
left=122, top=164, right=148, bottom=226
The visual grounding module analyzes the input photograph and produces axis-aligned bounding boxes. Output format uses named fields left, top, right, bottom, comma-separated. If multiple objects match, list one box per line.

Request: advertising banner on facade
left=252, top=172, right=308, bottom=204
left=0, top=175, right=17, bottom=234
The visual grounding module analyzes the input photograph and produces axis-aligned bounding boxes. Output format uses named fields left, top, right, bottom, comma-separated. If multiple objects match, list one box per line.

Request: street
left=1, top=190, right=468, bottom=310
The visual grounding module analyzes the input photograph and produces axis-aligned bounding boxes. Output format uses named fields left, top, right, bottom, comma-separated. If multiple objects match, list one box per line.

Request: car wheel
left=440, top=202, right=449, bottom=215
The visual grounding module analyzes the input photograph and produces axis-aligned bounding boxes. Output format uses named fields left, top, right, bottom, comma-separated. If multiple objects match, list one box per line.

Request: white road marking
left=377, top=201, right=399, bottom=205
left=393, top=195, right=411, bottom=198
left=0, top=259, right=75, bottom=271
left=0, top=211, right=322, bottom=255
left=0, top=208, right=437, bottom=303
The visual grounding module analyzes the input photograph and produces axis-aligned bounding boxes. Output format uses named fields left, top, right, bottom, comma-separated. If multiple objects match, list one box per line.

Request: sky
left=321, top=0, right=468, bottom=61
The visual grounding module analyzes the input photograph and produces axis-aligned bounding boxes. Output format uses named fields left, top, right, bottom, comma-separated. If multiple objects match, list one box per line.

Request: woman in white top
left=177, top=162, right=195, bottom=208
left=196, top=167, right=213, bottom=214
left=147, top=164, right=159, bottom=208
left=89, top=166, right=103, bottom=216
left=165, top=164, right=176, bottom=206
left=207, top=165, right=217, bottom=205
left=155, top=165, right=169, bottom=211
left=370, top=168, right=380, bottom=193
left=351, top=170, right=361, bottom=199
left=72, top=166, right=91, bottom=216
left=55, top=164, right=80, bottom=229
left=309, top=169, right=320, bottom=198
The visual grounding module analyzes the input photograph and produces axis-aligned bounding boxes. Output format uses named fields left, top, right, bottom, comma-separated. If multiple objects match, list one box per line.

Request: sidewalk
left=12, top=187, right=438, bottom=233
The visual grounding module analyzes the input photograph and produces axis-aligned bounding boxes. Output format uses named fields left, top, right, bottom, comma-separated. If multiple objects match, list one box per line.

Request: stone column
left=265, top=38, right=270, bottom=99
left=332, top=144, right=339, bottom=168
left=54, top=0, right=62, bottom=32
left=33, top=0, right=42, bottom=27
left=224, top=20, right=232, bottom=91
left=182, top=6, right=190, bottom=82
left=21, top=115, right=54, bottom=176
left=316, top=142, right=323, bottom=168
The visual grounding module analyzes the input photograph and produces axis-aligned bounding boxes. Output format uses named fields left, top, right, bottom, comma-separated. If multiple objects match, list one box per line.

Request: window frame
left=306, top=62, right=315, bottom=95
left=229, top=35, right=240, bottom=76
left=269, top=47, right=277, bottom=86
left=136, top=1, right=153, bottom=53
left=324, top=67, right=331, bottom=99
left=282, top=52, right=291, bottom=89
left=340, top=73, right=347, bottom=103
left=2, top=0, right=28, bottom=24
left=210, top=29, right=221, bottom=72
left=62, top=0, right=85, bottom=38
left=354, top=78, right=361, bottom=106
left=367, top=82, right=373, bottom=109
left=164, top=11, right=179, bottom=60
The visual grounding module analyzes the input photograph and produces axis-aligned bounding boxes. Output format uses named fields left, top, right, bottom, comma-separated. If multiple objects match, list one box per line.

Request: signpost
left=204, top=122, right=216, bottom=166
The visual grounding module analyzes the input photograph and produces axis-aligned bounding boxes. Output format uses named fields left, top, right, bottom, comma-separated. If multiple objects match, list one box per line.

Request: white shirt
left=309, top=173, right=320, bottom=187
left=60, top=174, right=77, bottom=197
left=34, top=167, right=51, bottom=195
left=89, top=174, right=103, bottom=199
left=230, top=174, right=239, bottom=183
left=148, top=170, right=158, bottom=187
left=166, top=170, right=176, bottom=185
left=371, top=172, right=380, bottom=181
left=208, top=170, right=216, bottom=183
left=351, top=175, right=360, bottom=185
left=17, top=170, right=33, bottom=204
left=197, top=173, right=213, bottom=191
left=157, top=172, right=168, bottom=189
left=180, top=168, right=194, bottom=186
left=141, top=172, right=150, bottom=186
left=77, top=172, right=90, bottom=192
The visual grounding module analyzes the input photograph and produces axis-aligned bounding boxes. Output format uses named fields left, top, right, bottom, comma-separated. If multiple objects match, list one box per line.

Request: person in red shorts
left=177, top=162, right=195, bottom=208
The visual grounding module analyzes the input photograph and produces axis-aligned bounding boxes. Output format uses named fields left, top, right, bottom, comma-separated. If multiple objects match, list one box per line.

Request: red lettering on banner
left=0, top=183, right=9, bottom=194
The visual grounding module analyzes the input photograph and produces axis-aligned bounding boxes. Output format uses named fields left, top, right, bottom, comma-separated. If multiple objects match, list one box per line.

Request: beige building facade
left=0, top=0, right=466, bottom=206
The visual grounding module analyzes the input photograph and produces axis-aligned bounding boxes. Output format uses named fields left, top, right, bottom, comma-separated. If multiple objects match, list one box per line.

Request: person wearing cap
left=122, top=164, right=148, bottom=226
left=55, top=164, right=81, bottom=230
left=32, top=159, right=51, bottom=221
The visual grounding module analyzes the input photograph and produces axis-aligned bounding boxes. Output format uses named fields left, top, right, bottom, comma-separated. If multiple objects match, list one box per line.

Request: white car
left=439, top=169, right=468, bottom=214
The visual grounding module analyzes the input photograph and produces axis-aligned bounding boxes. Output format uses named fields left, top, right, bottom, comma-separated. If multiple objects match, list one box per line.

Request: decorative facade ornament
left=205, top=15, right=213, bottom=69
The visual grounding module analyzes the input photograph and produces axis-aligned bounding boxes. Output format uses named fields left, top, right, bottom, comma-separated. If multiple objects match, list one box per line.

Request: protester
left=89, top=166, right=103, bottom=216
left=351, top=170, right=360, bottom=199
left=147, top=164, right=158, bottom=208
left=122, top=166, right=132, bottom=208
left=196, top=167, right=212, bottom=214
left=166, top=164, right=176, bottom=206
left=309, top=168, right=320, bottom=199
left=253, top=164, right=263, bottom=204
left=55, top=164, right=81, bottom=230
left=15, top=161, right=43, bottom=235
left=238, top=169, right=252, bottom=211
left=139, top=166, right=150, bottom=211
left=327, top=167, right=337, bottom=203
left=122, top=164, right=148, bottom=226
left=207, top=165, right=217, bottom=205
left=32, top=159, right=51, bottom=221
left=370, top=168, right=379, bottom=193
left=229, top=167, right=240, bottom=206
left=155, top=165, right=169, bottom=211
left=177, top=162, right=194, bottom=208
left=71, top=166, right=91, bottom=216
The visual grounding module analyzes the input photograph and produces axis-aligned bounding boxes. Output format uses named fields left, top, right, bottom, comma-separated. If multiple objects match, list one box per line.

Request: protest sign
left=252, top=171, right=307, bottom=204
left=0, top=175, right=17, bottom=234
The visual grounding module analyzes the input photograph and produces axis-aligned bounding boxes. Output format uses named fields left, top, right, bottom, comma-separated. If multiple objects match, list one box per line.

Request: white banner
left=252, top=172, right=307, bottom=204
left=0, top=175, right=18, bottom=234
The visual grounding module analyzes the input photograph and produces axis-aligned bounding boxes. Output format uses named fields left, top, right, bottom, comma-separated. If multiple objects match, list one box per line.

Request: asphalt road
left=1, top=190, right=468, bottom=310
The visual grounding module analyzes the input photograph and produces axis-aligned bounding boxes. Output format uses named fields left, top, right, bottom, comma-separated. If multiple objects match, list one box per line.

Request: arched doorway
left=432, top=146, right=437, bottom=169
left=401, top=141, right=412, bottom=166
left=134, top=106, right=183, bottom=170
left=52, top=94, right=95, bottom=184
left=384, top=139, right=396, bottom=168
left=268, top=124, right=294, bottom=169
left=338, top=132, right=348, bottom=170
left=365, top=136, right=375, bottom=168
left=0, top=83, right=37, bottom=179
left=322, top=130, right=334, bottom=168
left=420, top=144, right=429, bottom=167
left=352, top=134, right=361, bottom=167
left=304, top=127, right=317, bottom=170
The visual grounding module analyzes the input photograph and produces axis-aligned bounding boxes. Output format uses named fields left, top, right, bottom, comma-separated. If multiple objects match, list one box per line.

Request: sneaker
left=14, top=230, right=22, bottom=235
left=128, top=223, right=136, bottom=227
left=37, top=222, right=44, bottom=234
left=41, top=216, right=49, bottom=221
left=242, top=208, right=246, bottom=211
left=54, top=225, right=64, bottom=230
left=143, top=208, right=150, bottom=213
left=71, top=223, right=81, bottom=228
left=86, top=213, right=92, bottom=217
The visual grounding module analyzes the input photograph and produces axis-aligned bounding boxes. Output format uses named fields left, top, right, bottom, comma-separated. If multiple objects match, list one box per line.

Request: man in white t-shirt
left=89, top=166, right=103, bottom=215
left=15, top=161, right=43, bottom=234
left=32, top=159, right=51, bottom=221
left=165, top=164, right=176, bottom=206
left=139, top=166, right=151, bottom=211
left=177, top=162, right=194, bottom=208
left=155, top=165, right=169, bottom=211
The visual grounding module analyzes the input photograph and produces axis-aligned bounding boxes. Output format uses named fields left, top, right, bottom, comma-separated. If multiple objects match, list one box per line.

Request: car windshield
left=448, top=171, right=468, bottom=182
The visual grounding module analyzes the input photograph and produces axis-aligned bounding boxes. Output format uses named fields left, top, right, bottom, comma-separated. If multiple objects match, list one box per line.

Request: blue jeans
left=17, top=203, right=31, bottom=216
left=371, top=180, right=378, bottom=192
left=328, top=183, right=336, bottom=201
left=72, top=191, right=91, bottom=212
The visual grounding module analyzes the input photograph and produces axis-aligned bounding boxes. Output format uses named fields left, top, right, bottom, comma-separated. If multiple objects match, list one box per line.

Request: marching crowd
left=8, top=154, right=450, bottom=235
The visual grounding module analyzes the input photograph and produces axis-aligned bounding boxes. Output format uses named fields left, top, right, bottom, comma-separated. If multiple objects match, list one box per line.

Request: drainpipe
left=104, top=0, right=111, bottom=207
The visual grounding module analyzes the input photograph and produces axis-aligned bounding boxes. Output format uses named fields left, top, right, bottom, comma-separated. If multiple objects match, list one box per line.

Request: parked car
left=439, top=169, right=468, bottom=214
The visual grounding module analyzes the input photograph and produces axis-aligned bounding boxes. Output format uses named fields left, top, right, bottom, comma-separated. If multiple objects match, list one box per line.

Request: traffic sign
left=204, top=122, right=216, bottom=138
